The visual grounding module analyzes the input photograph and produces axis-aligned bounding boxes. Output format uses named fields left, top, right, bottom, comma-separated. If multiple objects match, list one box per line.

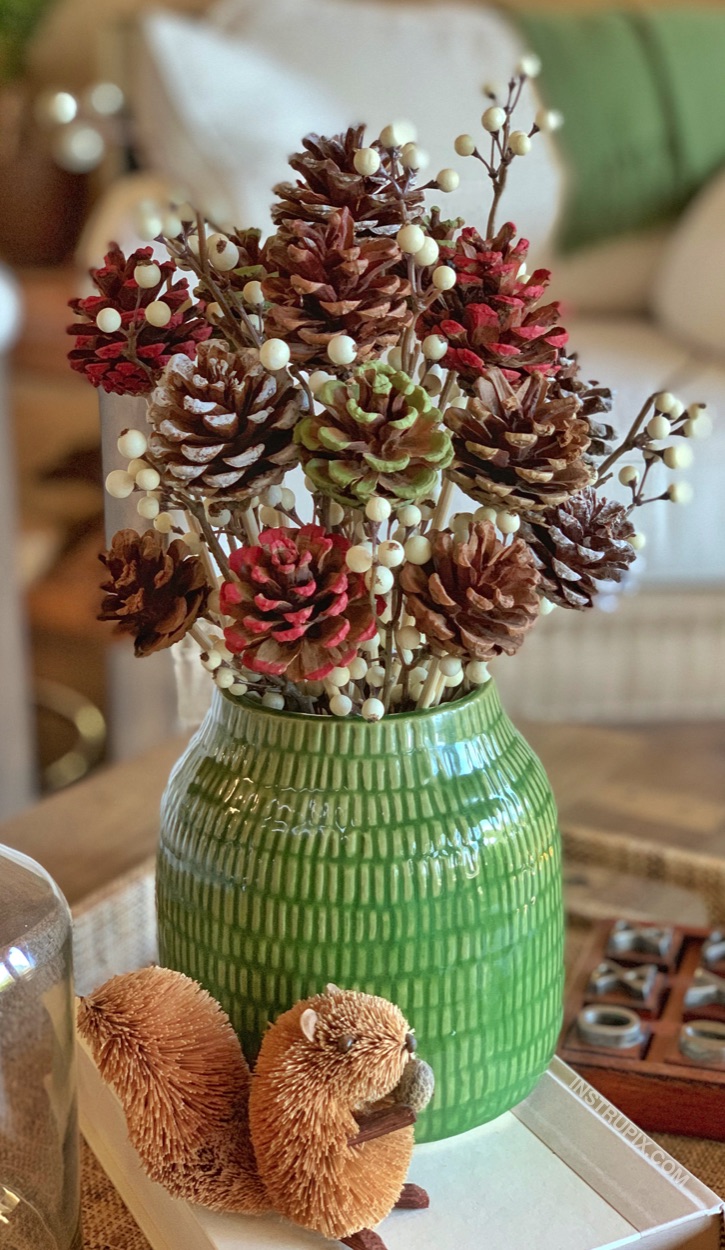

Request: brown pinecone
left=523, top=489, right=636, bottom=609
left=416, top=222, right=568, bottom=394
left=295, top=362, right=453, bottom=508
left=220, top=525, right=376, bottom=681
left=400, top=521, right=540, bottom=661
left=445, top=367, right=594, bottom=513
left=554, top=353, right=615, bottom=460
left=99, top=529, right=210, bottom=656
left=262, top=208, right=411, bottom=369
left=271, top=126, right=423, bottom=234
left=146, top=340, right=301, bottom=501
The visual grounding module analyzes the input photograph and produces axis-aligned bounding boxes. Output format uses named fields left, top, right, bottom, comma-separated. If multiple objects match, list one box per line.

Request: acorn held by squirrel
left=77, top=967, right=435, bottom=1250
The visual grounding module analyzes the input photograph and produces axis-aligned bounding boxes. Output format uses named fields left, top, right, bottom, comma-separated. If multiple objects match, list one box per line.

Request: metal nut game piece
left=577, top=1004, right=644, bottom=1050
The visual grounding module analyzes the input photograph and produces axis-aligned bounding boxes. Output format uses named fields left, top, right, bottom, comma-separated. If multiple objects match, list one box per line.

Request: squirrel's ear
left=300, top=1008, right=318, bottom=1043
left=325, top=983, right=342, bottom=996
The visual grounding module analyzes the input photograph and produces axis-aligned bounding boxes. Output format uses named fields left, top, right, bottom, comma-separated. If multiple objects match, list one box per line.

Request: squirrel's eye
left=336, top=1035, right=355, bottom=1053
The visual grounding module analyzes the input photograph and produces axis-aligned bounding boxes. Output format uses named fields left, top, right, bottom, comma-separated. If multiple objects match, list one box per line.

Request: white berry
left=330, top=692, right=353, bottom=717
left=117, top=428, right=147, bottom=459
left=628, top=532, right=647, bottom=550
left=539, top=598, right=556, bottom=616
left=96, top=307, right=121, bottom=333
left=618, top=465, right=639, bottom=486
left=229, top=681, right=248, bottom=697
left=404, top=535, right=432, bottom=565
left=260, top=338, right=290, bottom=371
left=264, top=485, right=283, bottom=507
left=517, top=52, right=542, bottom=78
left=346, top=544, right=374, bottom=573
left=466, top=660, right=489, bottom=685
left=328, top=501, right=345, bottom=526
left=508, top=131, right=532, bottom=157
left=377, top=539, right=404, bottom=568
left=362, top=697, right=385, bottom=721
left=137, top=494, right=160, bottom=519
left=454, top=134, right=476, bottom=157
left=647, top=414, right=671, bottom=440
left=387, top=347, right=404, bottom=371
left=203, top=649, right=222, bottom=671
left=422, top=334, right=447, bottom=361
left=439, top=655, right=462, bottom=677
left=180, top=530, right=203, bottom=553
left=401, top=143, right=428, bottom=171
left=207, top=234, right=239, bottom=271
left=667, top=481, right=694, bottom=504
left=535, top=108, right=563, bottom=133
left=497, top=511, right=521, bottom=534
left=432, top=265, right=456, bottom=291
left=327, top=334, right=357, bottom=366
left=262, top=691, right=285, bottom=710
left=398, top=503, right=422, bottom=527
left=414, top=237, right=440, bottom=268
left=379, top=120, right=416, bottom=148
left=308, top=369, right=333, bottom=394
left=258, top=505, right=280, bottom=526
left=444, top=669, right=464, bottom=688
left=353, top=147, right=381, bottom=176
left=133, top=262, right=161, bottom=289
left=366, top=664, right=386, bottom=688
left=145, top=301, right=171, bottom=328
left=348, top=657, right=368, bottom=681
left=397, top=625, right=422, bottom=651
left=135, top=466, right=160, bottom=491
left=482, top=106, right=507, bottom=133
left=242, top=280, right=264, bottom=305
left=474, top=505, right=497, bottom=522
left=365, top=496, right=392, bottom=523
left=663, top=444, right=693, bottom=470
left=105, top=469, right=134, bottom=499
left=654, top=391, right=677, bottom=414
left=366, top=565, right=395, bottom=595
left=397, top=223, right=426, bottom=255
left=436, top=169, right=460, bottom=193
left=327, top=666, right=350, bottom=688
left=683, top=412, right=713, bottom=439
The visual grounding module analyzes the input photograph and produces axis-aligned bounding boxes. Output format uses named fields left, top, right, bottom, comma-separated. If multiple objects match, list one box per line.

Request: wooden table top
left=1, top=718, right=724, bottom=908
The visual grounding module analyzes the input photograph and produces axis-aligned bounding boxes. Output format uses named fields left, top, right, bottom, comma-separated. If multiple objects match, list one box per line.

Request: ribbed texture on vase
left=157, top=681, right=563, bottom=1142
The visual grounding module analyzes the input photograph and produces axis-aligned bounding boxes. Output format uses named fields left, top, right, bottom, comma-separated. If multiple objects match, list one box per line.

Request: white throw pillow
left=653, top=168, right=725, bottom=360
left=135, top=0, right=563, bottom=249
left=133, top=14, right=346, bottom=227
left=546, top=226, right=672, bottom=317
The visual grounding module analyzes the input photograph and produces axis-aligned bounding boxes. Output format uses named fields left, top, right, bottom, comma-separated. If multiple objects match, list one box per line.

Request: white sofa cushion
left=134, top=0, right=562, bottom=248
left=652, top=168, right=725, bottom=361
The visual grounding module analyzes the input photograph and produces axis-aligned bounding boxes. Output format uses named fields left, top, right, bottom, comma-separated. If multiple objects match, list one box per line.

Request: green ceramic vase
left=156, top=679, right=563, bottom=1142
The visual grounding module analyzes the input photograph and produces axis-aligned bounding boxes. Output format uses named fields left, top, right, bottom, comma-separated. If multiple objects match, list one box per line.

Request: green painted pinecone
left=445, top=367, right=593, bottom=513
left=296, top=362, right=453, bottom=508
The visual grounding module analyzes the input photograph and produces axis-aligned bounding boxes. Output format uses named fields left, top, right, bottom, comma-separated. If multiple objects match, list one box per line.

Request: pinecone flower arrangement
left=146, top=340, right=301, bottom=502
left=99, top=529, right=211, bottom=656
left=262, top=208, right=411, bottom=369
left=445, top=368, right=593, bottom=512
left=221, top=525, right=376, bottom=682
left=296, top=362, right=453, bottom=507
left=67, top=245, right=211, bottom=395
left=71, top=63, right=710, bottom=718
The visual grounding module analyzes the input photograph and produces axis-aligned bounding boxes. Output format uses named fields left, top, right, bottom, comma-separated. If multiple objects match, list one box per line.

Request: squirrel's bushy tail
left=77, top=966, right=269, bottom=1213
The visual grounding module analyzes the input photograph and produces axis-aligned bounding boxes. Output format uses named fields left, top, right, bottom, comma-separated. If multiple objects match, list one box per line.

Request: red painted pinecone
left=416, top=222, right=568, bottom=394
left=400, top=521, right=540, bottom=661
left=262, top=208, right=411, bottom=369
left=146, top=340, right=301, bottom=501
left=523, top=489, right=636, bottom=609
left=221, top=525, right=376, bottom=681
left=271, top=126, right=423, bottom=234
left=67, top=245, right=211, bottom=395
left=99, top=529, right=210, bottom=656
left=445, top=367, right=593, bottom=513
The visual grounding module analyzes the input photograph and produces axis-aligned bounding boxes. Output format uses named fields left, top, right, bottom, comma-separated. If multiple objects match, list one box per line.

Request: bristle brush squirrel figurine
left=77, top=967, right=435, bottom=1249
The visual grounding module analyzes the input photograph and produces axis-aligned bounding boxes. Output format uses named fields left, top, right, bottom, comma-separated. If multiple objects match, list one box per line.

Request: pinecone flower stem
left=164, top=234, right=258, bottom=353
left=187, top=502, right=233, bottom=581
left=595, top=393, right=656, bottom=485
